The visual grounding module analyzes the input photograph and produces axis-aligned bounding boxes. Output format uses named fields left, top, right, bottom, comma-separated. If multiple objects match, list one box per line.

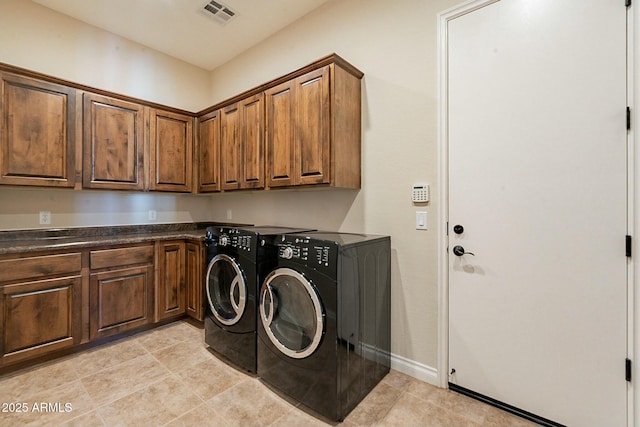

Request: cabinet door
left=156, top=241, right=185, bottom=321
left=265, top=81, right=295, bottom=188
left=220, top=103, right=242, bottom=190
left=1, top=275, right=81, bottom=365
left=240, top=93, right=264, bottom=189
left=90, top=265, right=153, bottom=340
left=185, top=241, right=203, bottom=321
left=149, top=109, right=193, bottom=192
left=197, top=110, right=221, bottom=192
left=0, top=73, right=77, bottom=188
left=83, top=93, right=144, bottom=190
left=295, top=66, right=330, bottom=186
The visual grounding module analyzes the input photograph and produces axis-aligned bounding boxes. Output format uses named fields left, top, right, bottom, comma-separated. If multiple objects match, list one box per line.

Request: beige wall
left=0, top=0, right=211, bottom=111
left=0, top=0, right=215, bottom=230
left=0, top=0, right=459, bottom=379
left=0, top=187, right=213, bottom=230
left=207, top=0, right=459, bottom=375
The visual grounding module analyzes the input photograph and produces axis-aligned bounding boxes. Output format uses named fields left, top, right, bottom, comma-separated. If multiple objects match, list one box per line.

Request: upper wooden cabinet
left=241, top=94, right=265, bottom=190
left=197, top=110, right=221, bottom=192
left=220, top=93, right=265, bottom=191
left=294, top=66, right=331, bottom=186
left=0, top=54, right=362, bottom=193
left=265, top=61, right=362, bottom=189
left=149, top=109, right=193, bottom=192
left=220, top=103, right=240, bottom=190
left=0, top=72, right=77, bottom=188
left=264, top=79, right=295, bottom=187
left=266, top=67, right=329, bottom=187
left=83, top=93, right=145, bottom=190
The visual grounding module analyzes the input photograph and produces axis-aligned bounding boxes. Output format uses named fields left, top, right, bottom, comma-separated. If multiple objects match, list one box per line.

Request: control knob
left=219, top=235, right=230, bottom=246
left=282, top=247, right=294, bottom=259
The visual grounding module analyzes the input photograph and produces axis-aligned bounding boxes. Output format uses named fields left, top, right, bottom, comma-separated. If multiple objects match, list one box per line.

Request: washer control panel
left=214, top=228, right=256, bottom=253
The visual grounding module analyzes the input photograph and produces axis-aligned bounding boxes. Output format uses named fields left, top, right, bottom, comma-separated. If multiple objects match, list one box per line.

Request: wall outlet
left=148, top=210, right=157, bottom=221
left=226, top=209, right=232, bottom=220
left=39, top=211, right=51, bottom=225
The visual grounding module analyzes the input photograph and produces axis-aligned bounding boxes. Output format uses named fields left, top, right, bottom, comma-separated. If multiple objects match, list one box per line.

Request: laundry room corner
left=203, top=0, right=460, bottom=386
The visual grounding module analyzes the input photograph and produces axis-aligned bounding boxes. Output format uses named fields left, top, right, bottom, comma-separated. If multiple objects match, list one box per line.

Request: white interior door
left=446, top=1, right=628, bottom=426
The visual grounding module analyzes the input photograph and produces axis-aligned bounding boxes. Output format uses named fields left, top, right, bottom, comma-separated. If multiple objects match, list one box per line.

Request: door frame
left=435, top=1, right=635, bottom=425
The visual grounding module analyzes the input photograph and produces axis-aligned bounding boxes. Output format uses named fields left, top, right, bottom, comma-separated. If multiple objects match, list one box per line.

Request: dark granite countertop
left=0, top=222, right=239, bottom=255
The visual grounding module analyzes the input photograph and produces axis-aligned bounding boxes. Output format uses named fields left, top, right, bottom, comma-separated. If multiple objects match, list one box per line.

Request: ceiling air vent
left=199, top=0, right=237, bottom=25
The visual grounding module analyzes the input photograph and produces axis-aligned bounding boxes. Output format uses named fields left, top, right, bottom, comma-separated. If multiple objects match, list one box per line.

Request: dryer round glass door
left=206, top=254, right=247, bottom=326
left=260, top=268, right=324, bottom=359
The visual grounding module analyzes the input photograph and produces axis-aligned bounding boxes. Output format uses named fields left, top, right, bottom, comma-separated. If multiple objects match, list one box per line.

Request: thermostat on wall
left=412, top=184, right=429, bottom=203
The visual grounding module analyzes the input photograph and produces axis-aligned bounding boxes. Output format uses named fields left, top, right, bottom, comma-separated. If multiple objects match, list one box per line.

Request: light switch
left=416, top=211, right=427, bottom=230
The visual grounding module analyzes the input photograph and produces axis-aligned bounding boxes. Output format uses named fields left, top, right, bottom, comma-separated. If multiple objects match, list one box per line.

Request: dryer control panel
left=276, top=235, right=338, bottom=275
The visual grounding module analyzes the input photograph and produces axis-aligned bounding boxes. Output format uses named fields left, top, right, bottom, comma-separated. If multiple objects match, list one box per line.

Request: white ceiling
left=31, top=0, right=330, bottom=70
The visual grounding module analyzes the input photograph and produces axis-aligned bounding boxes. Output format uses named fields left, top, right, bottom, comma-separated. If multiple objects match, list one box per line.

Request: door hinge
left=626, top=358, right=632, bottom=382
left=626, top=0, right=632, bottom=8
left=626, top=235, right=632, bottom=257
left=627, top=107, right=631, bottom=131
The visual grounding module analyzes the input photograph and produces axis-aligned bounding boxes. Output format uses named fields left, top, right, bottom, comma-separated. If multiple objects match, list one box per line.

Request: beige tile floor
left=0, top=321, right=537, bottom=427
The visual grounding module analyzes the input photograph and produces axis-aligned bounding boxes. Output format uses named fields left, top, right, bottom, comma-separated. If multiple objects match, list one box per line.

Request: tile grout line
left=55, top=378, right=108, bottom=427
left=81, top=354, right=173, bottom=409
left=374, top=385, right=407, bottom=425
left=89, top=370, right=180, bottom=425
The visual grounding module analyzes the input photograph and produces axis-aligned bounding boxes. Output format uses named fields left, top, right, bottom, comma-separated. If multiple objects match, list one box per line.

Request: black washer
left=204, top=226, right=314, bottom=373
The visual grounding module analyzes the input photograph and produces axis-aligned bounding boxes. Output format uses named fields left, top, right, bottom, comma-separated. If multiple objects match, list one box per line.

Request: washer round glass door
left=206, top=254, right=247, bottom=326
left=260, top=267, right=324, bottom=359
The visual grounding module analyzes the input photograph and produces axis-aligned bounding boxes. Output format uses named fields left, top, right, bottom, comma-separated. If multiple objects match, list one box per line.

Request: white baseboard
left=390, top=352, right=439, bottom=387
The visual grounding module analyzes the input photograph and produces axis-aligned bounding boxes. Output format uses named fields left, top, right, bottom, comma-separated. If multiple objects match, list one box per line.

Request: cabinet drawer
left=0, top=253, right=82, bottom=283
left=90, top=245, right=153, bottom=270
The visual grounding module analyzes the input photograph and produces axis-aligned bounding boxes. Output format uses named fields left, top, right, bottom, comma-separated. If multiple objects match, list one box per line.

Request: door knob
left=452, top=245, right=475, bottom=256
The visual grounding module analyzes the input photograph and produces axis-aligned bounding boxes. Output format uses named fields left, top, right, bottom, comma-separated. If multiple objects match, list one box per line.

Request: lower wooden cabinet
left=0, top=237, right=205, bottom=370
left=0, top=251, right=82, bottom=366
left=156, top=241, right=186, bottom=321
left=185, top=241, right=204, bottom=321
left=156, top=240, right=205, bottom=322
left=1, top=275, right=81, bottom=365
left=89, top=245, right=154, bottom=340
